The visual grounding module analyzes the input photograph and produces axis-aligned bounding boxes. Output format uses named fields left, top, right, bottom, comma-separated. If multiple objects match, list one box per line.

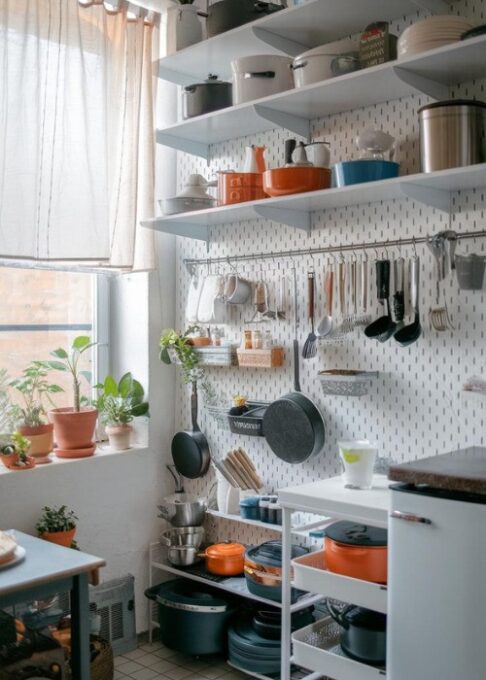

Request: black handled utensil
left=395, top=256, right=422, bottom=346
left=302, top=271, right=317, bottom=359
left=364, top=260, right=396, bottom=342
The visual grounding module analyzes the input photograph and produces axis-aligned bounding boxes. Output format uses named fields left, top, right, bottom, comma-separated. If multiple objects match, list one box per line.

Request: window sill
left=0, top=444, right=149, bottom=477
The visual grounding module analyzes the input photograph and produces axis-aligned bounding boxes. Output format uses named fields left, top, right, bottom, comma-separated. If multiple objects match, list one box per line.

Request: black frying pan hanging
left=262, top=269, right=326, bottom=464
left=171, top=381, right=210, bottom=478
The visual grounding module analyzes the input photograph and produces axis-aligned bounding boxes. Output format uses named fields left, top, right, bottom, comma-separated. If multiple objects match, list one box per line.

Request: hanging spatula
left=302, top=270, right=317, bottom=359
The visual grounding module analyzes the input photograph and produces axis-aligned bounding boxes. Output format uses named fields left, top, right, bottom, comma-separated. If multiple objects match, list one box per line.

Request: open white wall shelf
left=156, top=34, right=486, bottom=159
left=158, top=0, right=450, bottom=86
left=143, top=163, right=486, bottom=242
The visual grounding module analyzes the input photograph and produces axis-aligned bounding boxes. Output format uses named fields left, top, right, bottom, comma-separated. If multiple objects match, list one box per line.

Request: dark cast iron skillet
left=263, top=269, right=325, bottom=464
left=171, top=381, right=210, bottom=479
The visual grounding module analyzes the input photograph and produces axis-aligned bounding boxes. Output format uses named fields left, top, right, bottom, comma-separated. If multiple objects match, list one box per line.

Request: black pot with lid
left=327, top=599, right=387, bottom=666
left=145, top=580, right=238, bottom=656
left=182, top=74, right=232, bottom=120
left=206, top=0, right=286, bottom=38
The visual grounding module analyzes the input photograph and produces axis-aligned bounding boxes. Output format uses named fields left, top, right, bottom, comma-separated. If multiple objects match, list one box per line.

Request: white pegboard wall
left=160, top=1, right=486, bottom=542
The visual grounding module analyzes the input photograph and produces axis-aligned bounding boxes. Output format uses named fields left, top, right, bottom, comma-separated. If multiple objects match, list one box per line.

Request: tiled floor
left=114, top=639, right=251, bottom=680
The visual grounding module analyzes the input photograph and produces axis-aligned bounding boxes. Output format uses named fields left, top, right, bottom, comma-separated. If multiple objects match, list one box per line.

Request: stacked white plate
left=398, top=15, right=474, bottom=58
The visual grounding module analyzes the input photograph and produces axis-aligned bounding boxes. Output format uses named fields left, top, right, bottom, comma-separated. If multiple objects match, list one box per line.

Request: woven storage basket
left=237, top=347, right=284, bottom=368
left=65, top=635, right=114, bottom=680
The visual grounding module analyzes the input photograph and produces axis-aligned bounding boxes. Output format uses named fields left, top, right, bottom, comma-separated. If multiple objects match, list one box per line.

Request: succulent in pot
left=36, top=505, right=78, bottom=547
left=94, top=373, right=149, bottom=451
left=9, top=361, right=63, bottom=464
left=0, top=432, right=36, bottom=470
left=47, top=336, right=98, bottom=459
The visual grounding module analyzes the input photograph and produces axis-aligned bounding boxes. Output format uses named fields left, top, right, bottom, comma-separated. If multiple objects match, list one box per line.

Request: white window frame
left=92, top=274, right=110, bottom=389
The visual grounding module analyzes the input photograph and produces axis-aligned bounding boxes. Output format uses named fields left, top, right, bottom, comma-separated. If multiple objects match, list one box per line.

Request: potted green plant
left=47, top=336, right=98, bottom=459
left=0, top=432, right=35, bottom=471
left=94, top=373, right=149, bottom=451
left=9, top=361, right=63, bottom=464
left=160, top=327, right=203, bottom=383
left=36, top=505, right=78, bottom=547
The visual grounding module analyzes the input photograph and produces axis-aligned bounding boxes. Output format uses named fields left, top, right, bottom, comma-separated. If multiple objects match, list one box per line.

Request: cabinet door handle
left=390, top=510, right=432, bottom=525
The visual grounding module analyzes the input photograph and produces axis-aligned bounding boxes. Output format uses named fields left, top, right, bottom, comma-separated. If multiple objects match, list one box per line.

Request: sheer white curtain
left=0, top=0, right=156, bottom=271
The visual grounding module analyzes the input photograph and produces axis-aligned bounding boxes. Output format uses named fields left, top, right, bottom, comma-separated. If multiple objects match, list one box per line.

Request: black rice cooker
left=145, top=580, right=238, bottom=656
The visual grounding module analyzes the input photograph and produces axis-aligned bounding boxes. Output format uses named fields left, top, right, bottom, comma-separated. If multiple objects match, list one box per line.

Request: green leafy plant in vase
left=9, top=361, right=63, bottom=464
left=94, top=373, right=149, bottom=451
left=36, top=505, right=78, bottom=547
left=46, top=336, right=98, bottom=459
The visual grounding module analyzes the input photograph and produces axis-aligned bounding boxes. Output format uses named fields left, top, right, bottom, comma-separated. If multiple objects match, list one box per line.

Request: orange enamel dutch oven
left=262, top=166, right=331, bottom=197
left=200, top=542, right=246, bottom=576
left=324, top=522, right=388, bottom=584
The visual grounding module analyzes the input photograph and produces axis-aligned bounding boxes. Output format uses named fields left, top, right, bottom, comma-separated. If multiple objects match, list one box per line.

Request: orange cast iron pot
left=263, top=166, right=331, bottom=197
left=200, top=542, right=246, bottom=576
left=324, top=536, right=388, bottom=584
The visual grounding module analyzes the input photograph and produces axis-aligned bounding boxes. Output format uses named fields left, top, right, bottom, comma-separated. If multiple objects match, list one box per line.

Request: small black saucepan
left=171, top=381, right=210, bottom=479
left=327, top=599, right=387, bottom=666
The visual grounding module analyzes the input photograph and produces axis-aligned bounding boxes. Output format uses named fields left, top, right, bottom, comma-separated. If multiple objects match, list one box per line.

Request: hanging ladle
left=364, top=259, right=396, bottom=342
left=395, top=255, right=422, bottom=347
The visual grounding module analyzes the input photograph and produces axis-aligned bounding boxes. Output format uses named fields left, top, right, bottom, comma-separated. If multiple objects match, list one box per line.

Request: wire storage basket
left=318, top=370, right=379, bottom=397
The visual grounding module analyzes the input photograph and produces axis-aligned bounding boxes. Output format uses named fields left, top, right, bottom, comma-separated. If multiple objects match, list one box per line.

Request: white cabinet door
left=388, top=488, right=486, bottom=680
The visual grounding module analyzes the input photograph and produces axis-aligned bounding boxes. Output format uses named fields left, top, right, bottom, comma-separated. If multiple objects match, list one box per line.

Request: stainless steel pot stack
left=158, top=465, right=208, bottom=566
left=419, top=99, right=486, bottom=172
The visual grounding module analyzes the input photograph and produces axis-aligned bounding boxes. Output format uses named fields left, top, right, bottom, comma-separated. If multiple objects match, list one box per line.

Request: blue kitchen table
left=0, top=531, right=105, bottom=679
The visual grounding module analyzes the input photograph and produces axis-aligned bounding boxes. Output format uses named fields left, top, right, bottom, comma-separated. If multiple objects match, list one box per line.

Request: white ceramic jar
left=231, top=55, right=294, bottom=105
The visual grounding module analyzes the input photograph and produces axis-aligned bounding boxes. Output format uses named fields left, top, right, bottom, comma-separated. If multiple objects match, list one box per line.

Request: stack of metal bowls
left=160, top=526, right=205, bottom=567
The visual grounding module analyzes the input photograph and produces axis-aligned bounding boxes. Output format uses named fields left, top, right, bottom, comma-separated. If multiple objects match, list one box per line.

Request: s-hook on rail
left=183, top=229, right=486, bottom=270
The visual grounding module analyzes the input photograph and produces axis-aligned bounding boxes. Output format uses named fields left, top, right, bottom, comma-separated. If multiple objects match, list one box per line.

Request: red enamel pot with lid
left=324, top=521, right=388, bottom=584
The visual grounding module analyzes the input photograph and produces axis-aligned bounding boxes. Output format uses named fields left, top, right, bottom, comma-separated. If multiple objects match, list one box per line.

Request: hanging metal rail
left=183, top=229, right=486, bottom=269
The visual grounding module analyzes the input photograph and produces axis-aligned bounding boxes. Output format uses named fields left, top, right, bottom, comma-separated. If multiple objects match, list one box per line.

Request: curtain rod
left=184, top=229, right=486, bottom=268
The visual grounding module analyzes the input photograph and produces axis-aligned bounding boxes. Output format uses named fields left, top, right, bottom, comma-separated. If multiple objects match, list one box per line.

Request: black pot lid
left=245, top=540, right=308, bottom=567
left=342, top=606, right=387, bottom=631
left=325, top=521, right=387, bottom=547
left=155, top=579, right=231, bottom=609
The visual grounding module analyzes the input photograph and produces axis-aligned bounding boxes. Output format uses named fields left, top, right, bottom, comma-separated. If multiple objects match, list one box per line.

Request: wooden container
left=237, top=347, right=284, bottom=368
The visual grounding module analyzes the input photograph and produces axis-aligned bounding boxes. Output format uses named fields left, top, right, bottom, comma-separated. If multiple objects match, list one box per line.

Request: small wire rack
left=318, top=371, right=379, bottom=397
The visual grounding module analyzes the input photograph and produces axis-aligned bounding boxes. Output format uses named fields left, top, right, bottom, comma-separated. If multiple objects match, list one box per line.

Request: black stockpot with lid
left=206, top=0, right=286, bottom=38
left=182, top=74, right=232, bottom=120
left=145, top=579, right=238, bottom=656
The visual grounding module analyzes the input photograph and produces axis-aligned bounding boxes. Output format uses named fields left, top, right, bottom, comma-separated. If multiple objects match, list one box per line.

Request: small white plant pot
left=106, top=424, right=133, bottom=451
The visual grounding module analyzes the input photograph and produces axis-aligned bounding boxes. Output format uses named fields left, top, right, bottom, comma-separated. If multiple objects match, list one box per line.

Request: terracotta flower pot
left=8, top=455, right=36, bottom=471
left=18, top=423, right=54, bottom=464
left=106, top=424, right=133, bottom=451
left=40, top=527, right=76, bottom=547
left=49, top=407, right=98, bottom=458
left=1, top=452, right=18, bottom=468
